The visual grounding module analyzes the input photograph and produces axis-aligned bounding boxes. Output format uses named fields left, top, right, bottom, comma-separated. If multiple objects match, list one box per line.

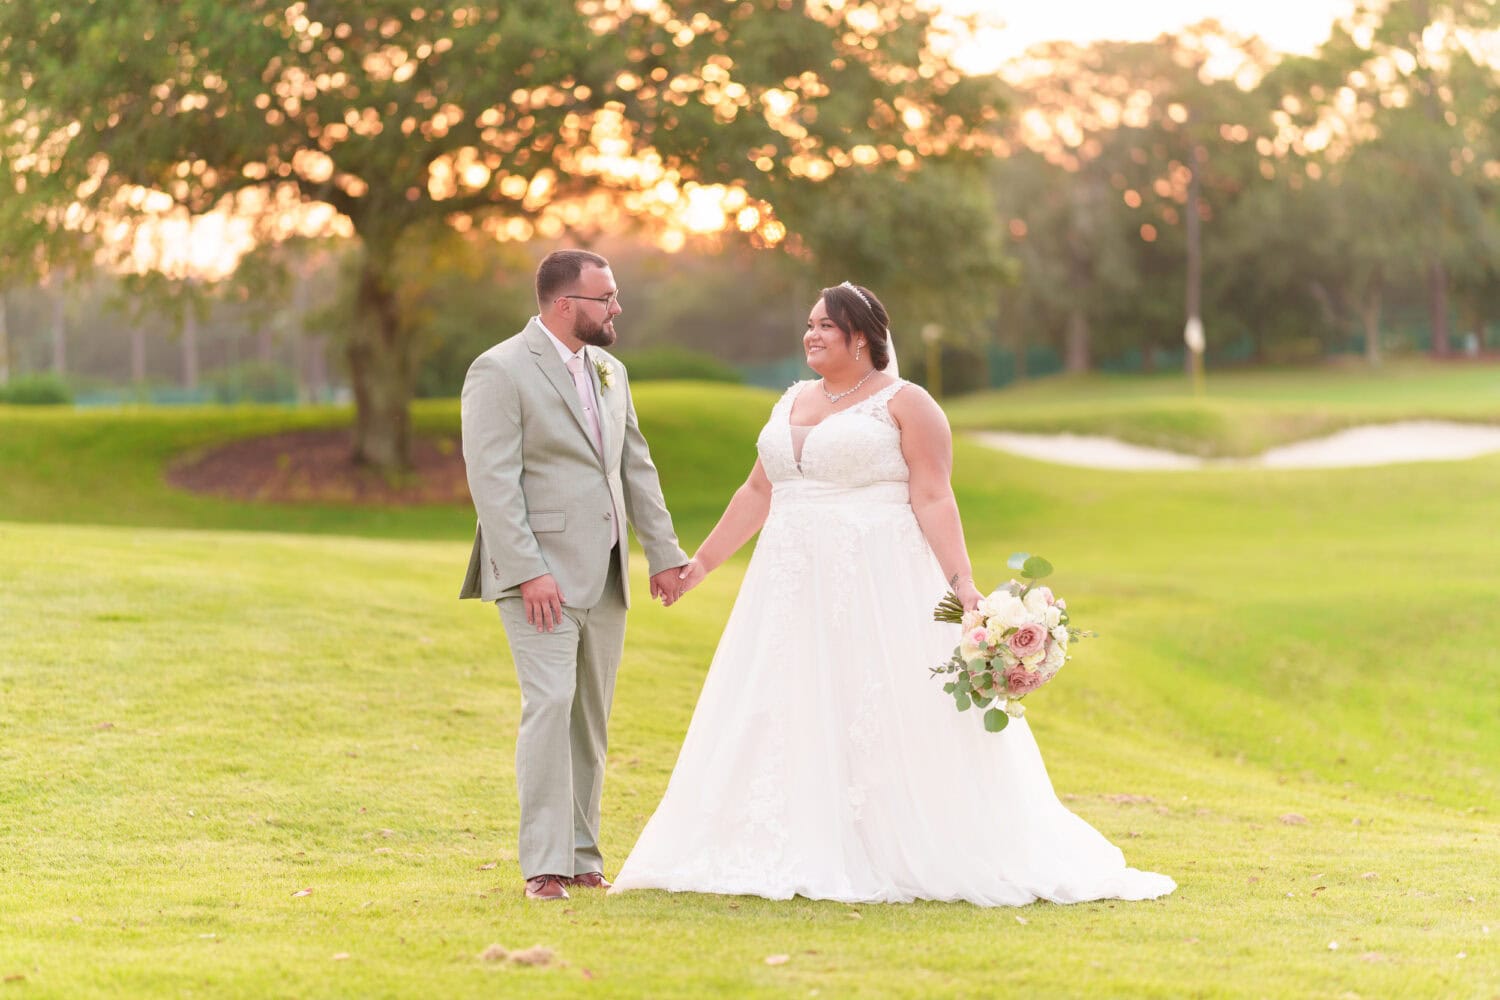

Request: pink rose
left=1004, top=665, right=1047, bottom=696
left=1006, top=622, right=1049, bottom=659
left=969, top=627, right=990, bottom=647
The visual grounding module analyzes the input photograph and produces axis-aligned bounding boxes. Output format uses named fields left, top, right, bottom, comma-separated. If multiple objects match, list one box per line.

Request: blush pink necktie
left=565, top=353, right=604, bottom=458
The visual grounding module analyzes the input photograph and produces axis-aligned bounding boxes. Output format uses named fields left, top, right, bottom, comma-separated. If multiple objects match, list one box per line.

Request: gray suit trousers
left=496, top=552, right=627, bottom=878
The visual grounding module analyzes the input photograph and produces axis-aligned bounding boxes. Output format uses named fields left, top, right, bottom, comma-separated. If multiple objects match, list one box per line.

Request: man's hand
left=650, top=567, right=685, bottom=607
left=519, top=573, right=566, bottom=632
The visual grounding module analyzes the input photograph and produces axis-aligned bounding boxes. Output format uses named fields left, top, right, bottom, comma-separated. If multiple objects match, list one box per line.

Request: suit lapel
left=523, top=320, right=605, bottom=470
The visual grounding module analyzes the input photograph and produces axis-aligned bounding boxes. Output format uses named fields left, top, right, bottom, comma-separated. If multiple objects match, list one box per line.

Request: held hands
left=650, top=567, right=685, bottom=606
left=652, top=557, right=707, bottom=607
left=676, top=557, right=707, bottom=600
left=519, top=573, right=567, bottom=632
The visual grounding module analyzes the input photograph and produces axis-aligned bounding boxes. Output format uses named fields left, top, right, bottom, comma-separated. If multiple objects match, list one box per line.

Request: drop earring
left=855, top=342, right=863, bottom=362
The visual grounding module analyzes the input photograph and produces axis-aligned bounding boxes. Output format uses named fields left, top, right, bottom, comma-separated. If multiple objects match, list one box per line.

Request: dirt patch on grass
left=167, top=429, right=471, bottom=505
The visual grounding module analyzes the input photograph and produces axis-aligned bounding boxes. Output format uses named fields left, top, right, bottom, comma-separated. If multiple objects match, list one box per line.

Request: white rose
left=990, top=594, right=1028, bottom=629
left=1042, top=642, right=1067, bottom=674
left=1022, top=589, right=1051, bottom=615
left=1043, top=606, right=1063, bottom=629
left=1021, top=650, right=1045, bottom=669
left=1051, top=625, right=1069, bottom=644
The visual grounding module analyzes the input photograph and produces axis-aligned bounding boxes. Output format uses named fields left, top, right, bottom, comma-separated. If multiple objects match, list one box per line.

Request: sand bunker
left=971, top=421, right=1500, bottom=471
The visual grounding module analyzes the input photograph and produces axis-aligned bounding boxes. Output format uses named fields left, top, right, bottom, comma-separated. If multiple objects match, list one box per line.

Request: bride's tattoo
left=949, top=573, right=960, bottom=588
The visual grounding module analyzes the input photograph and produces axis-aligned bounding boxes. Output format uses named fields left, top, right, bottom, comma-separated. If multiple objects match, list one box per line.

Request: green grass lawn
left=946, top=358, right=1500, bottom=456
left=1, top=377, right=1498, bottom=997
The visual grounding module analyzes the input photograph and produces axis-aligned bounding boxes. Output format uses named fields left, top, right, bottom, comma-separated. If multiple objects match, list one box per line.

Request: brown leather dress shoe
left=566, top=872, right=612, bottom=890
left=524, top=874, right=570, bottom=900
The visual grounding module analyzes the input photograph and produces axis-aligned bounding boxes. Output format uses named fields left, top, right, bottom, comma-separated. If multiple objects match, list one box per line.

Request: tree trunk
left=1426, top=258, right=1450, bottom=356
left=1359, top=287, right=1383, bottom=367
left=0, top=290, right=10, bottom=385
left=1064, top=306, right=1090, bottom=373
left=347, top=253, right=414, bottom=471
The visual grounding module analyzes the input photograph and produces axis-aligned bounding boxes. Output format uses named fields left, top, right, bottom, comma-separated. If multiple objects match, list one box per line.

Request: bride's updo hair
left=819, top=282, right=892, bottom=371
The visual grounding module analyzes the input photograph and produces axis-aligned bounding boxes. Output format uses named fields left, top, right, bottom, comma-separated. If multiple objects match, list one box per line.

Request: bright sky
left=936, top=0, right=1356, bottom=72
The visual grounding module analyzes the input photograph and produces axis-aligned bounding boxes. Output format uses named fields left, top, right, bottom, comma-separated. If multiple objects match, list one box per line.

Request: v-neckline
left=786, top=379, right=896, bottom=471
left=786, top=382, right=833, bottom=472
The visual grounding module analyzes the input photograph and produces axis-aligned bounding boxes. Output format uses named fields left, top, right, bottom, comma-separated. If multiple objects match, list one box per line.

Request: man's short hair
left=535, top=249, right=610, bottom=306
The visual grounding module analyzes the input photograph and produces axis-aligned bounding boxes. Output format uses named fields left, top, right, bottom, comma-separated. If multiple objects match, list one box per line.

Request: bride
left=611, top=282, right=1175, bottom=906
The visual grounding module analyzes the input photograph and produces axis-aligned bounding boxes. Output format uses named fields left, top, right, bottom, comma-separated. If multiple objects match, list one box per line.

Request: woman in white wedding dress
left=611, top=283, right=1174, bottom=906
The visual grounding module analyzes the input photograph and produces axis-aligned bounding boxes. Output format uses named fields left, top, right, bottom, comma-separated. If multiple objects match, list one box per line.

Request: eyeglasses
left=561, top=292, right=620, bottom=308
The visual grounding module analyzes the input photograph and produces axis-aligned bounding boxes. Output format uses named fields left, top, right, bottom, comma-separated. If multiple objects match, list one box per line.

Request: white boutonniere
left=594, top=358, right=615, bottom=390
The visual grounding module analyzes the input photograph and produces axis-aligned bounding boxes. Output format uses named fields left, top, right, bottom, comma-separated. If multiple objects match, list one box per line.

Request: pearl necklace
left=821, top=368, right=877, bottom=404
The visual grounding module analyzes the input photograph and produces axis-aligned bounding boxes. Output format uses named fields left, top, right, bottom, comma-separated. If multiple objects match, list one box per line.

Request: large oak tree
left=0, top=0, right=1001, bottom=469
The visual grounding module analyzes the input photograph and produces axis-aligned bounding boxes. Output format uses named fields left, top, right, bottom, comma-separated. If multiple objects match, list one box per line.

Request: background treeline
left=2, top=2, right=1496, bottom=404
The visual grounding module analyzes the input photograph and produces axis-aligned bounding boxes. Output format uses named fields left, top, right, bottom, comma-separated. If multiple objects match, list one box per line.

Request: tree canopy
left=0, top=0, right=1004, bottom=469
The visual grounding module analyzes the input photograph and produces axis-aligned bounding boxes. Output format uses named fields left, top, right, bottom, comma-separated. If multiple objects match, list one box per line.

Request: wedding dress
left=612, top=380, right=1175, bottom=905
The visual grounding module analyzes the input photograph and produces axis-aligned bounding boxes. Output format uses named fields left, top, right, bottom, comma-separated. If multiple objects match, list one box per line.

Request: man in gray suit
left=460, top=249, right=689, bottom=900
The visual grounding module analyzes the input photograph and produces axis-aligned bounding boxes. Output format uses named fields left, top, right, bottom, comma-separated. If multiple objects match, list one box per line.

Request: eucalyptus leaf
left=1007, top=552, right=1030, bottom=571
left=1021, top=556, right=1054, bottom=580
left=983, top=707, right=1009, bottom=732
left=955, top=692, right=972, bottom=712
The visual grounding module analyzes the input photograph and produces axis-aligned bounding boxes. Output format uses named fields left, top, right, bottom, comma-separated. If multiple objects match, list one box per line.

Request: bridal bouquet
left=931, top=554, right=1091, bottom=733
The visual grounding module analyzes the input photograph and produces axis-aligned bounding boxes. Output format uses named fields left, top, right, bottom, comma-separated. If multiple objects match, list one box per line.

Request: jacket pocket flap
left=529, top=510, right=566, bottom=533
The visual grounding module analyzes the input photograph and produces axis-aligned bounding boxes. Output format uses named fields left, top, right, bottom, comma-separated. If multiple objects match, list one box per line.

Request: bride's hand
left=669, top=556, right=708, bottom=604
left=955, top=578, right=984, bottom=613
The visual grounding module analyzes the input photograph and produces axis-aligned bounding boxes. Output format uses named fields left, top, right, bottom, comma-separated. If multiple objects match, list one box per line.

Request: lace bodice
left=757, top=379, right=912, bottom=486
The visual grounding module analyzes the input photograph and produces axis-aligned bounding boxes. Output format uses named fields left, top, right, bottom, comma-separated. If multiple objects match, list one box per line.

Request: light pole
left=1184, top=315, right=1205, bottom=397
left=1184, top=140, right=1206, bottom=397
left=921, top=322, right=943, bottom=401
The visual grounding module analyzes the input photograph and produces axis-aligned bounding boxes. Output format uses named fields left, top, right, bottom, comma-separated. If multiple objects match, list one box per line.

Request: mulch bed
left=167, top=429, right=472, bottom=505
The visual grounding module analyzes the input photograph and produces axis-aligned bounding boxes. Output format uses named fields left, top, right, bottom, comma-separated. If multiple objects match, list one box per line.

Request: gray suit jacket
left=459, top=318, right=687, bottom=609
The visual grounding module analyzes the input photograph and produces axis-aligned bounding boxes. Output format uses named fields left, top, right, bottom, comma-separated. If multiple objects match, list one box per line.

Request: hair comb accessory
left=840, top=280, right=873, bottom=310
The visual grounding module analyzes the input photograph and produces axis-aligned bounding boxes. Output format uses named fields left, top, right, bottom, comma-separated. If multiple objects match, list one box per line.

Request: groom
left=460, top=249, right=689, bottom=900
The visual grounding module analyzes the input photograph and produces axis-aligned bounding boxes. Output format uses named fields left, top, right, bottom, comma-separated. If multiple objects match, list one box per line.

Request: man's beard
left=573, top=312, right=617, bottom=348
